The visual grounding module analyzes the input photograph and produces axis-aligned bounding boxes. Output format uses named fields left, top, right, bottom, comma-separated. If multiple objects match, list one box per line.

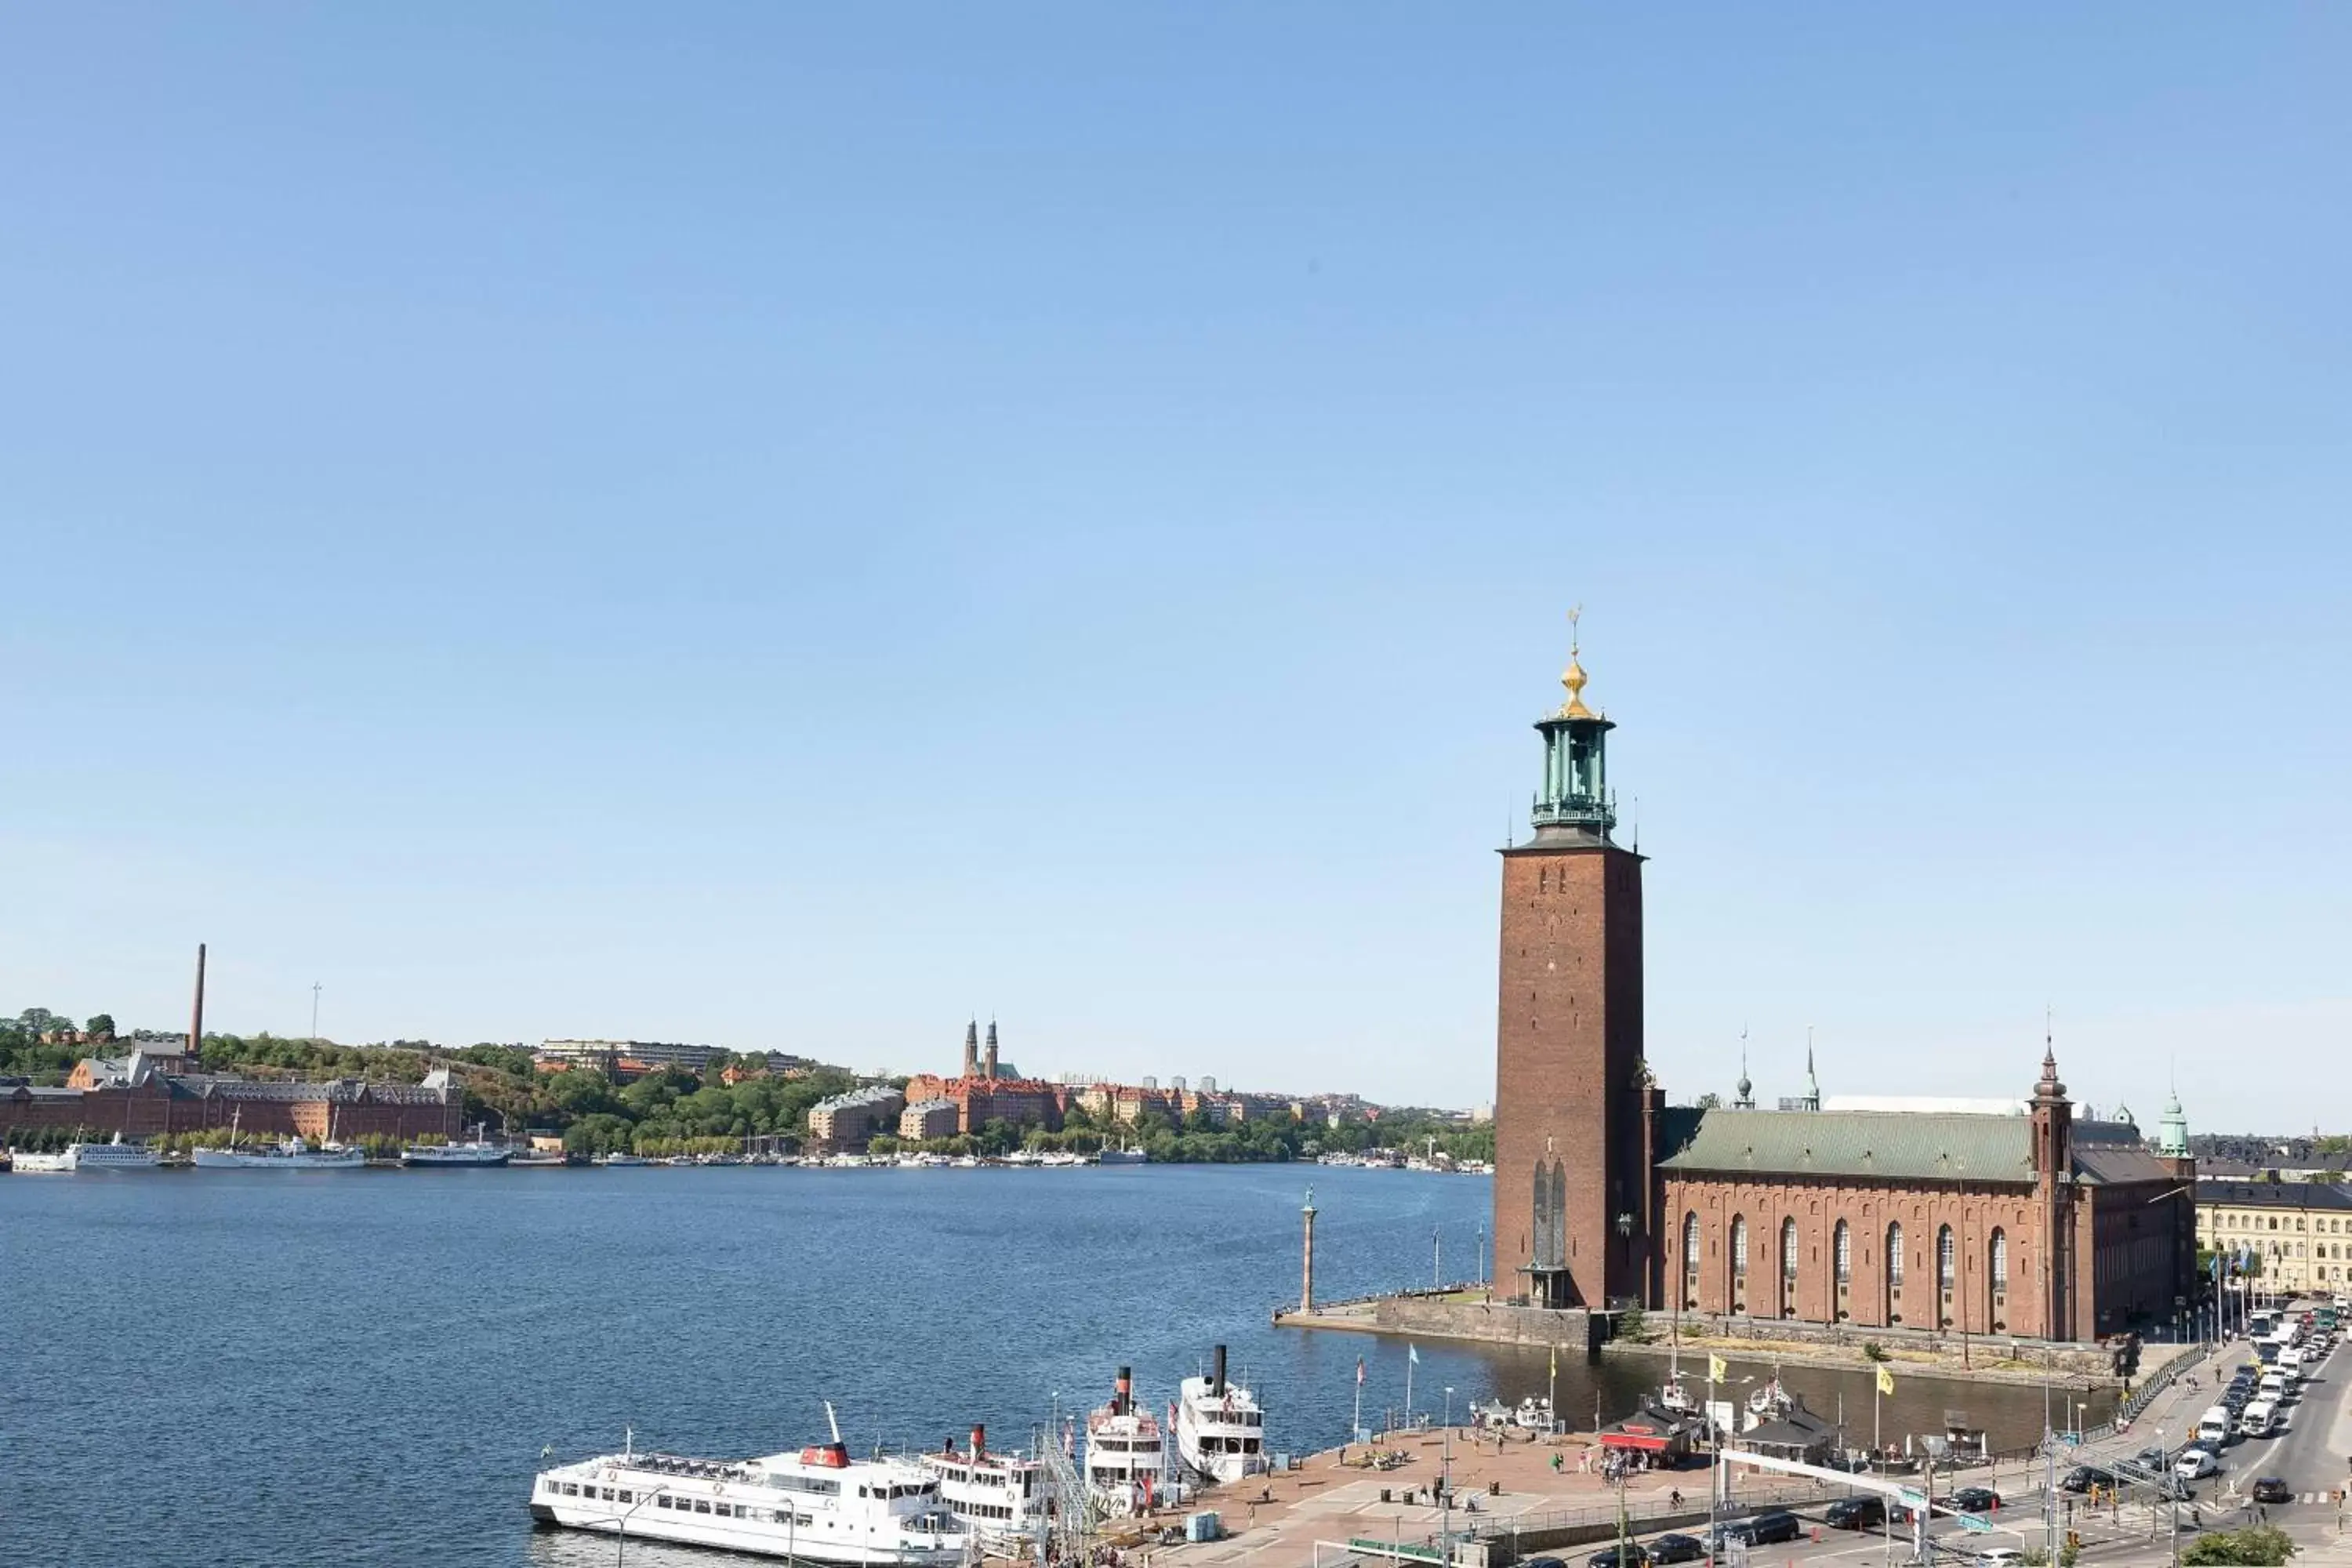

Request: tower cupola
left=1530, top=609, right=1617, bottom=843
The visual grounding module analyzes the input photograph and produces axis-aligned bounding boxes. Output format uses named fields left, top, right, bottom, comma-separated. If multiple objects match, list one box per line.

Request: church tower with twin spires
left=1493, top=616, right=1650, bottom=1310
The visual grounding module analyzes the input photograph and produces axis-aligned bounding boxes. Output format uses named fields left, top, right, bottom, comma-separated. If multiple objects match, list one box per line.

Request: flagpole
left=1548, top=1343, right=1558, bottom=1436
left=1354, top=1358, right=1364, bottom=1440
left=1406, top=1344, right=1416, bottom=1426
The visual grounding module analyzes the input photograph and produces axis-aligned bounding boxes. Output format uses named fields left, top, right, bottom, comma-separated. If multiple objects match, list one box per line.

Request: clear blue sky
left=5, top=5, right=2346, bottom=1132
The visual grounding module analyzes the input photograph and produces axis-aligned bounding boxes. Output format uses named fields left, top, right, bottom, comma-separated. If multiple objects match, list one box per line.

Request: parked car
left=1826, top=1497, right=1888, bottom=1530
left=2250, top=1478, right=2292, bottom=1504
left=1648, top=1535, right=1705, bottom=1564
left=2175, top=1449, right=2221, bottom=1479
left=1587, top=1545, right=1648, bottom=1568
left=1949, top=1487, right=2001, bottom=1513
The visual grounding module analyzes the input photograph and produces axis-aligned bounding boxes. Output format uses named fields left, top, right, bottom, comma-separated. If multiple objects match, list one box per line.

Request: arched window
left=1887, top=1223, right=1905, bottom=1286
left=1532, top=1164, right=1552, bottom=1268
left=1683, top=1212, right=1700, bottom=1276
left=1991, top=1229, right=2009, bottom=1289
left=1781, top=1217, right=1799, bottom=1282
left=1835, top=1220, right=1853, bottom=1283
left=1549, top=1163, right=1567, bottom=1271
left=1937, top=1225, right=1956, bottom=1290
left=1732, top=1215, right=1749, bottom=1277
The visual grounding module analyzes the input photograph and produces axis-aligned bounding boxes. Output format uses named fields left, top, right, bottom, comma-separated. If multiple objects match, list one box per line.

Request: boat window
left=694, top=1499, right=712, bottom=1514
left=619, top=1491, right=633, bottom=1504
left=658, top=1496, right=673, bottom=1508
left=563, top=1484, right=579, bottom=1497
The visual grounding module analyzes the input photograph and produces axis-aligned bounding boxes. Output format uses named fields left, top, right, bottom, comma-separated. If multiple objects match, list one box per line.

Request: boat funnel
left=971, top=1423, right=986, bottom=1458
left=1116, top=1366, right=1133, bottom=1416
left=1211, top=1344, right=1228, bottom=1398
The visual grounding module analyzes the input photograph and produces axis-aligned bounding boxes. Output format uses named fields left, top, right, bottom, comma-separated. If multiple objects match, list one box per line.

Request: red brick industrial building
left=2, top=1058, right=463, bottom=1144
left=1492, top=632, right=2194, bottom=1342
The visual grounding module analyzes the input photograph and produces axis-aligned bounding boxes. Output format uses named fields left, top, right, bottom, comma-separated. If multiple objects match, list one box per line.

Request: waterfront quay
left=1140, top=1334, right=2352, bottom=1568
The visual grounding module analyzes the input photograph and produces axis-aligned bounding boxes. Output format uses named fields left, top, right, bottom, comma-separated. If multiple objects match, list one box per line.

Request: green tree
left=85, top=1013, right=117, bottom=1040
left=2182, top=1527, right=2296, bottom=1566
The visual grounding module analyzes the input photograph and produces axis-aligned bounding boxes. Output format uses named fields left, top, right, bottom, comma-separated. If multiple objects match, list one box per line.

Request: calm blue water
left=0, top=1165, right=2086, bottom=1566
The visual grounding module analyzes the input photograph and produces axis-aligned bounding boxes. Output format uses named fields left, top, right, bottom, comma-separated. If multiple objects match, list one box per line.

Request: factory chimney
left=188, top=943, right=208, bottom=1063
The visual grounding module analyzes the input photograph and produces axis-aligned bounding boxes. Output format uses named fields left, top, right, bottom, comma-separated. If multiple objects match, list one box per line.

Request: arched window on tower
left=1937, top=1225, right=1956, bottom=1291
left=1887, top=1223, right=1905, bottom=1285
left=1780, top=1217, right=1800, bottom=1316
left=1732, top=1215, right=1748, bottom=1277
left=1532, top=1164, right=1552, bottom=1268
left=1991, top=1229, right=2009, bottom=1289
left=1549, top=1163, right=1567, bottom=1270
left=1835, top=1220, right=1853, bottom=1283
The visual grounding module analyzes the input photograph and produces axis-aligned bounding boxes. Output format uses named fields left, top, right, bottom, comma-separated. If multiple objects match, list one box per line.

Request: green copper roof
left=1657, top=1107, right=2038, bottom=1185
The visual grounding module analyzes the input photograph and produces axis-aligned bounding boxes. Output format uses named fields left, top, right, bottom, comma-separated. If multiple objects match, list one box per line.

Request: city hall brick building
left=1492, top=634, right=2194, bottom=1342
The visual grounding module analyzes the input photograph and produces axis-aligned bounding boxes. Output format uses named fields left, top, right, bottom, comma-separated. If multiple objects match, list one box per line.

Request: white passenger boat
left=1174, top=1345, right=1266, bottom=1485
left=9, top=1136, right=162, bottom=1173
left=192, top=1138, right=365, bottom=1170
left=71, top=1136, right=163, bottom=1170
left=916, top=1424, right=1058, bottom=1548
left=401, top=1127, right=513, bottom=1167
left=598, top=1153, right=652, bottom=1167
left=1084, top=1367, right=1171, bottom=1518
left=530, top=1405, right=966, bottom=1564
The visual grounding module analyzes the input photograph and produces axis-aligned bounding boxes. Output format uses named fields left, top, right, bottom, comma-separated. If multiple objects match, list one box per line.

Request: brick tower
left=1493, top=622, right=1649, bottom=1309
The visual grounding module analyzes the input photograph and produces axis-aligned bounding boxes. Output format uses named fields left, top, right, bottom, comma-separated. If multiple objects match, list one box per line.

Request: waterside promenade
left=1133, top=1336, right=2349, bottom=1568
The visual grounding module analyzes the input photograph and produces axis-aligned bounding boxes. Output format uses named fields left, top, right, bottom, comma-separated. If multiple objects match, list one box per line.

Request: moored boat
left=529, top=1404, right=966, bottom=1564
left=1083, top=1367, right=1170, bottom=1518
left=193, top=1138, right=365, bottom=1170
left=9, top=1149, right=78, bottom=1173
left=1174, top=1345, right=1266, bottom=1485
left=401, top=1127, right=513, bottom=1167
left=916, top=1424, right=1058, bottom=1549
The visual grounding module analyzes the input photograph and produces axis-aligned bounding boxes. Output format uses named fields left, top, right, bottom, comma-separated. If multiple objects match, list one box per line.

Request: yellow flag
left=1708, top=1355, right=1727, bottom=1383
left=1876, top=1365, right=1895, bottom=1396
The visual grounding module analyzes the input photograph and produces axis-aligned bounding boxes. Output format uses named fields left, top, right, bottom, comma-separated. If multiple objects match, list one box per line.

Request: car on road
left=1826, top=1497, right=1888, bottom=1530
left=1949, top=1487, right=2002, bottom=1513
left=1974, top=1549, right=2026, bottom=1568
left=2059, top=1466, right=2115, bottom=1494
left=2250, top=1478, right=2292, bottom=1504
left=2133, top=1446, right=2171, bottom=1472
left=1647, top=1534, right=1705, bottom=1563
left=1586, top=1545, right=1647, bottom=1568
left=2175, top=1448, right=2221, bottom=1479
left=1711, top=1512, right=1803, bottom=1548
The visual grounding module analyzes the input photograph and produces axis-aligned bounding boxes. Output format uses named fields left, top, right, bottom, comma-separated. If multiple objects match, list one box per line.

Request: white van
left=2196, top=1406, right=2234, bottom=1447
left=2258, top=1372, right=2288, bottom=1403
left=2240, top=1399, right=2278, bottom=1438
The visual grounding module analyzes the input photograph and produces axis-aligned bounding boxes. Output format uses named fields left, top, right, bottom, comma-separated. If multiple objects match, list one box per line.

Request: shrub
left=2182, top=1528, right=2296, bottom=1566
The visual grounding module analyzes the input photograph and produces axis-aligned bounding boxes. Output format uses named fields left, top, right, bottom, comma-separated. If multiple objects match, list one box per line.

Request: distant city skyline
left=2, top=7, right=2345, bottom=1130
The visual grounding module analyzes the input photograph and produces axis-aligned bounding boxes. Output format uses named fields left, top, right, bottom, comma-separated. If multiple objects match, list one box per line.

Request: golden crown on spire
left=1558, top=604, right=1596, bottom=720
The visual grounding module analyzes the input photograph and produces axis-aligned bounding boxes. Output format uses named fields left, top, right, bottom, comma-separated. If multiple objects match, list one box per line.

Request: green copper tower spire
left=1530, top=609, right=1617, bottom=843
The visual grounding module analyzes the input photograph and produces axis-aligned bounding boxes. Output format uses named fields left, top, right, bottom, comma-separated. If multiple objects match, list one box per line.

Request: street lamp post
left=615, top=1483, right=670, bottom=1566
left=1441, top=1387, right=1456, bottom=1566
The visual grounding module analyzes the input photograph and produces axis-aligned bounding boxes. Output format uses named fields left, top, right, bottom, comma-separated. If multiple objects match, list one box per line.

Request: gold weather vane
left=1559, top=604, right=1596, bottom=720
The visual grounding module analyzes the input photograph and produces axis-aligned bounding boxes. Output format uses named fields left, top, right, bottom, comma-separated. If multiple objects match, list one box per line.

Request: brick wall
left=1494, top=840, right=1645, bottom=1308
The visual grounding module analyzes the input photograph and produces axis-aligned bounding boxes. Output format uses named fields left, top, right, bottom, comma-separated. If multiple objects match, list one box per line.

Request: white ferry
left=916, top=1424, right=1057, bottom=1548
left=597, top=1152, right=652, bottom=1167
left=1174, top=1345, right=1266, bottom=1486
left=192, top=1138, right=365, bottom=1170
left=401, top=1127, right=512, bottom=1167
left=530, top=1406, right=966, bottom=1564
left=1084, top=1367, right=1171, bottom=1518
left=8, top=1137, right=162, bottom=1173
